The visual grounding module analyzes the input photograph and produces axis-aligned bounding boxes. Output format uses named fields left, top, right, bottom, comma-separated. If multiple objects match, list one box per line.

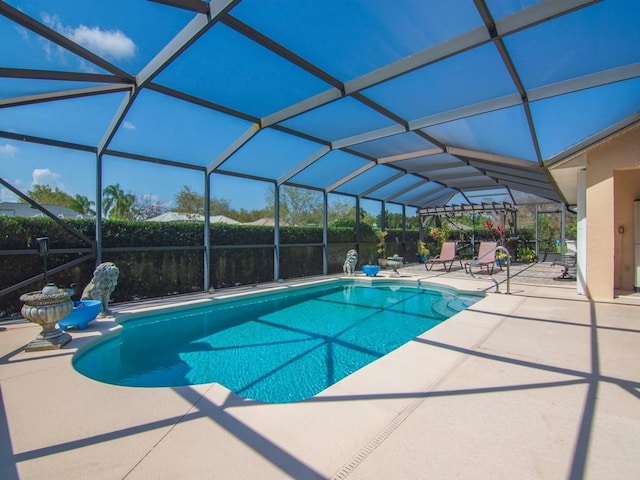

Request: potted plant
left=375, top=230, right=388, bottom=267
left=429, top=224, right=449, bottom=249
left=496, top=250, right=508, bottom=266
left=416, top=240, right=429, bottom=263
left=518, top=247, right=536, bottom=263
left=362, top=255, right=380, bottom=276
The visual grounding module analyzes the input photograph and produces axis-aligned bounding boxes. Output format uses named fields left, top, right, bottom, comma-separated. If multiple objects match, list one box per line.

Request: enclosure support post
left=560, top=205, right=566, bottom=256
left=402, top=204, right=407, bottom=257
left=535, top=203, right=540, bottom=261
left=472, top=213, right=476, bottom=252
left=203, top=172, right=210, bottom=292
left=355, top=197, right=361, bottom=252
left=322, top=192, right=328, bottom=275
left=274, top=183, right=280, bottom=282
left=95, top=153, right=103, bottom=266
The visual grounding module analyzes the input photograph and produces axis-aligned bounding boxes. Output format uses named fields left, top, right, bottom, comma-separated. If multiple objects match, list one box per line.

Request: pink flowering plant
left=484, top=220, right=505, bottom=245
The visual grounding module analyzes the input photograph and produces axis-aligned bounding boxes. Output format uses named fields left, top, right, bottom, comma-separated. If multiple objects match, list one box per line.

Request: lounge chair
left=425, top=241, right=462, bottom=272
left=465, top=241, right=499, bottom=275
left=551, top=240, right=577, bottom=279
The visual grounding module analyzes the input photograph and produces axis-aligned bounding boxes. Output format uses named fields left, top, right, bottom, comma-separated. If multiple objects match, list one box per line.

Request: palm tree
left=69, top=194, right=96, bottom=215
left=102, top=184, right=136, bottom=220
left=102, top=184, right=119, bottom=217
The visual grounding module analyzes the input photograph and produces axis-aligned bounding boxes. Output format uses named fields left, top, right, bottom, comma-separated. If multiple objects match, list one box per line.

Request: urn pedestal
left=20, top=290, right=73, bottom=351
left=387, top=255, right=404, bottom=277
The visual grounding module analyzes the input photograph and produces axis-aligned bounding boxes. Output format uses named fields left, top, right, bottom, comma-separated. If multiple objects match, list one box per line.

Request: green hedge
left=0, top=217, right=95, bottom=249
left=2, top=216, right=542, bottom=318
left=1, top=217, right=396, bottom=318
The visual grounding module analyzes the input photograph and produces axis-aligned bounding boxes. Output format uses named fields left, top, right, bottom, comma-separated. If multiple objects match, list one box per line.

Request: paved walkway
left=1, top=263, right=638, bottom=479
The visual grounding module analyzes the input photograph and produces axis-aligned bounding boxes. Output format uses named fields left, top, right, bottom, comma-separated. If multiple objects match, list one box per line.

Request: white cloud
left=15, top=25, right=29, bottom=41
left=32, top=168, right=65, bottom=190
left=42, top=13, right=136, bottom=60
left=0, top=178, right=21, bottom=202
left=122, top=121, right=136, bottom=130
left=0, top=144, right=19, bottom=157
left=69, top=25, right=136, bottom=59
left=0, top=187, right=18, bottom=203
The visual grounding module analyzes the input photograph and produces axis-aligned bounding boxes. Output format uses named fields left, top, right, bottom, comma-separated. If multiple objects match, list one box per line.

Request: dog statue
left=343, top=249, right=358, bottom=276
left=81, top=262, right=120, bottom=316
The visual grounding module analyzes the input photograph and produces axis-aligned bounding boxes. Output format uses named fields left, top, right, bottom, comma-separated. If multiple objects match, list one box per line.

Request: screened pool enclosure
left=1, top=0, right=639, bottom=302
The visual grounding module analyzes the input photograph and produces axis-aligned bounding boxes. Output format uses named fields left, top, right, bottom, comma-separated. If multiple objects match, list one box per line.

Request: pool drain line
left=330, top=396, right=425, bottom=480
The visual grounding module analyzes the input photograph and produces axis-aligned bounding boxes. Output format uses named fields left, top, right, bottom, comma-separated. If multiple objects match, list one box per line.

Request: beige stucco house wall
left=585, top=123, right=640, bottom=299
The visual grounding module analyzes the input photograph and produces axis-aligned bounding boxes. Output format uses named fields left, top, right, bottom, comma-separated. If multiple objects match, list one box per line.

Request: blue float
left=58, top=300, right=102, bottom=330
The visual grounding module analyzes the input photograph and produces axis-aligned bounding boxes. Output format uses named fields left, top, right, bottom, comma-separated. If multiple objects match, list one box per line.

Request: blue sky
left=0, top=139, right=273, bottom=211
left=0, top=1, right=271, bottom=211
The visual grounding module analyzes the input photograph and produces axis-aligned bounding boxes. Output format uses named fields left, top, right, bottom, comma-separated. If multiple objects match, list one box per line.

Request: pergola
left=418, top=202, right=518, bottom=255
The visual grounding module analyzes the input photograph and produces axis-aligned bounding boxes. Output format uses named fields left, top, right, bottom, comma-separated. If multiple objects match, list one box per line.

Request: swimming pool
left=74, top=279, right=482, bottom=403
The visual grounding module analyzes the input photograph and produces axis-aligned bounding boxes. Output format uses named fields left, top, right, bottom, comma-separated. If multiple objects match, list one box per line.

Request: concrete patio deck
left=1, top=262, right=638, bottom=479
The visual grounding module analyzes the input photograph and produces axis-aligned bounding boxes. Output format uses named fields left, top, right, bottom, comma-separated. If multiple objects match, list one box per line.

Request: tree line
left=19, top=184, right=571, bottom=237
left=19, top=183, right=418, bottom=228
left=18, top=183, right=253, bottom=221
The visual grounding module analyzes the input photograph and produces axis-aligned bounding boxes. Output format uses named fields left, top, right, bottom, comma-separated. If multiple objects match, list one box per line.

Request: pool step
left=432, top=296, right=476, bottom=317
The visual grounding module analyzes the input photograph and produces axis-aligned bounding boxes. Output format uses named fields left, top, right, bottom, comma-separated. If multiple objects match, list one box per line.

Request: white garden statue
left=343, top=249, right=358, bottom=276
left=81, top=262, right=120, bottom=316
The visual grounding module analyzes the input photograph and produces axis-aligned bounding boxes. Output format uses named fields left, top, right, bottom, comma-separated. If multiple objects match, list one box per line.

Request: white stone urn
left=386, top=255, right=404, bottom=277
left=20, top=289, right=73, bottom=351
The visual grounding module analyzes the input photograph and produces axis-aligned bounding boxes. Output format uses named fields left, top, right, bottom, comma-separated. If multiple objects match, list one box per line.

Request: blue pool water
left=74, top=280, right=482, bottom=403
